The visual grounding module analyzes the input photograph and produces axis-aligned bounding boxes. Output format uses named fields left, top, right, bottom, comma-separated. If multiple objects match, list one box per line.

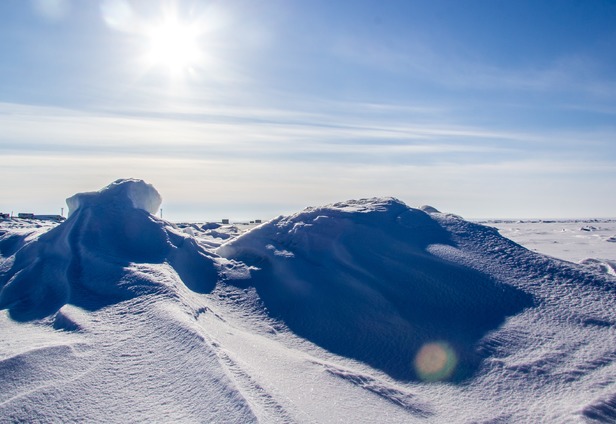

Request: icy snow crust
left=1, top=181, right=616, bottom=422
left=66, top=178, right=162, bottom=216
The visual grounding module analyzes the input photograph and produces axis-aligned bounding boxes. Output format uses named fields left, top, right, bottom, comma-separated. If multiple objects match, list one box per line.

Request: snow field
left=1, top=179, right=616, bottom=422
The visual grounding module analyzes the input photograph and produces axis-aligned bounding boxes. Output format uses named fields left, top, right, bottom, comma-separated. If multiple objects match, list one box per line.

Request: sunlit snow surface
left=483, top=219, right=616, bottom=276
left=1, top=180, right=616, bottom=423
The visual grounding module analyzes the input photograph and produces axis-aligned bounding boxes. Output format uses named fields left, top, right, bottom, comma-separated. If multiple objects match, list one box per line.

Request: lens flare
left=414, top=341, right=457, bottom=382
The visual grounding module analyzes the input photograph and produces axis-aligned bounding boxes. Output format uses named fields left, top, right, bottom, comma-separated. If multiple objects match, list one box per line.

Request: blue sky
left=1, top=0, right=615, bottom=221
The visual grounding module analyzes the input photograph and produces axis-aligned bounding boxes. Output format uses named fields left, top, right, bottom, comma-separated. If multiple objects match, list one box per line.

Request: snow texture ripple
left=1, top=180, right=616, bottom=423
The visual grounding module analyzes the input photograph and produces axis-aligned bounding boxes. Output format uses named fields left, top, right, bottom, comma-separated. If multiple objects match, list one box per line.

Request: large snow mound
left=0, top=179, right=217, bottom=321
left=218, top=198, right=533, bottom=381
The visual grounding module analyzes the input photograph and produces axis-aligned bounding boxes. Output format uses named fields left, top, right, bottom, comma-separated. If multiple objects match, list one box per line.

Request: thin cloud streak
left=3, top=101, right=607, bottom=154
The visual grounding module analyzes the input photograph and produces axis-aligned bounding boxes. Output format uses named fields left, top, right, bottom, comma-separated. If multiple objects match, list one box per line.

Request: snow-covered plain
left=483, top=219, right=616, bottom=276
left=1, top=179, right=616, bottom=423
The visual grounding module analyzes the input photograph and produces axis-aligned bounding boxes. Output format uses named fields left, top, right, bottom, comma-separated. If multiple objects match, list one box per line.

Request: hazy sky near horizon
left=1, top=0, right=615, bottom=221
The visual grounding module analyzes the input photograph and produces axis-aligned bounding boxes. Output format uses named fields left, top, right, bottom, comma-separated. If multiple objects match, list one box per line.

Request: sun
left=145, top=17, right=202, bottom=75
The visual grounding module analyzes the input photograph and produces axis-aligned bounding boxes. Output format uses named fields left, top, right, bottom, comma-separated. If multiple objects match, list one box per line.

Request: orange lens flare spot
left=414, top=341, right=457, bottom=382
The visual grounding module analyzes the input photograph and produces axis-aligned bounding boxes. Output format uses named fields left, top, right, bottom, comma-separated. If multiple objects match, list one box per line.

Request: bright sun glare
left=146, top=18, right=201, bottom=75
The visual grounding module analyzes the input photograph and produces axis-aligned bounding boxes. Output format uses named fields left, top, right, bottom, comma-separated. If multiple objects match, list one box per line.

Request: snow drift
left=217, top=198, right=533, bottom=381
left=0, top=179, right=218, bottom=321
left=2, top=180, right=616, bottom=422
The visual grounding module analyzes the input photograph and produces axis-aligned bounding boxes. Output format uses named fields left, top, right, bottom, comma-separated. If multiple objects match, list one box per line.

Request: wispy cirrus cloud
left=1, top=100, right=612, bottom=163
left=2, top=98, right=615, bottom=220
left=0, top=100, right=543, bottom=164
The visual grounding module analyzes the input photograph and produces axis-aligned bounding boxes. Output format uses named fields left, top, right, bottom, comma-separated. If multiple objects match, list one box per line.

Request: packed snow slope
left=1, top=179, right=616, bottom=423
left=217, top=200, right=532, bottom=381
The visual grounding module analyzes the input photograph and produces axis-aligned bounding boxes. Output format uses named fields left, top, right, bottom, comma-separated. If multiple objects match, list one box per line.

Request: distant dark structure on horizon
left=15, top=213, right=65, bottom=222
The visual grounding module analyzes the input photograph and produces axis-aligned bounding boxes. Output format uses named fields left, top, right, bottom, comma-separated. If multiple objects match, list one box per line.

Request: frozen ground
left=483, top=219, right=616, bottom=275
left=1, top=179, right=616, bottom=423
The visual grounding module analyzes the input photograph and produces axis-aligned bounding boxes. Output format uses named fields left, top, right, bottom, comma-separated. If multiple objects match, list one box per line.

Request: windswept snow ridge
left=217, top=198, right=533, bottom=381
left=1, top=181, right=616, bottom=423
left=0, top=179, right=217, bottom=321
